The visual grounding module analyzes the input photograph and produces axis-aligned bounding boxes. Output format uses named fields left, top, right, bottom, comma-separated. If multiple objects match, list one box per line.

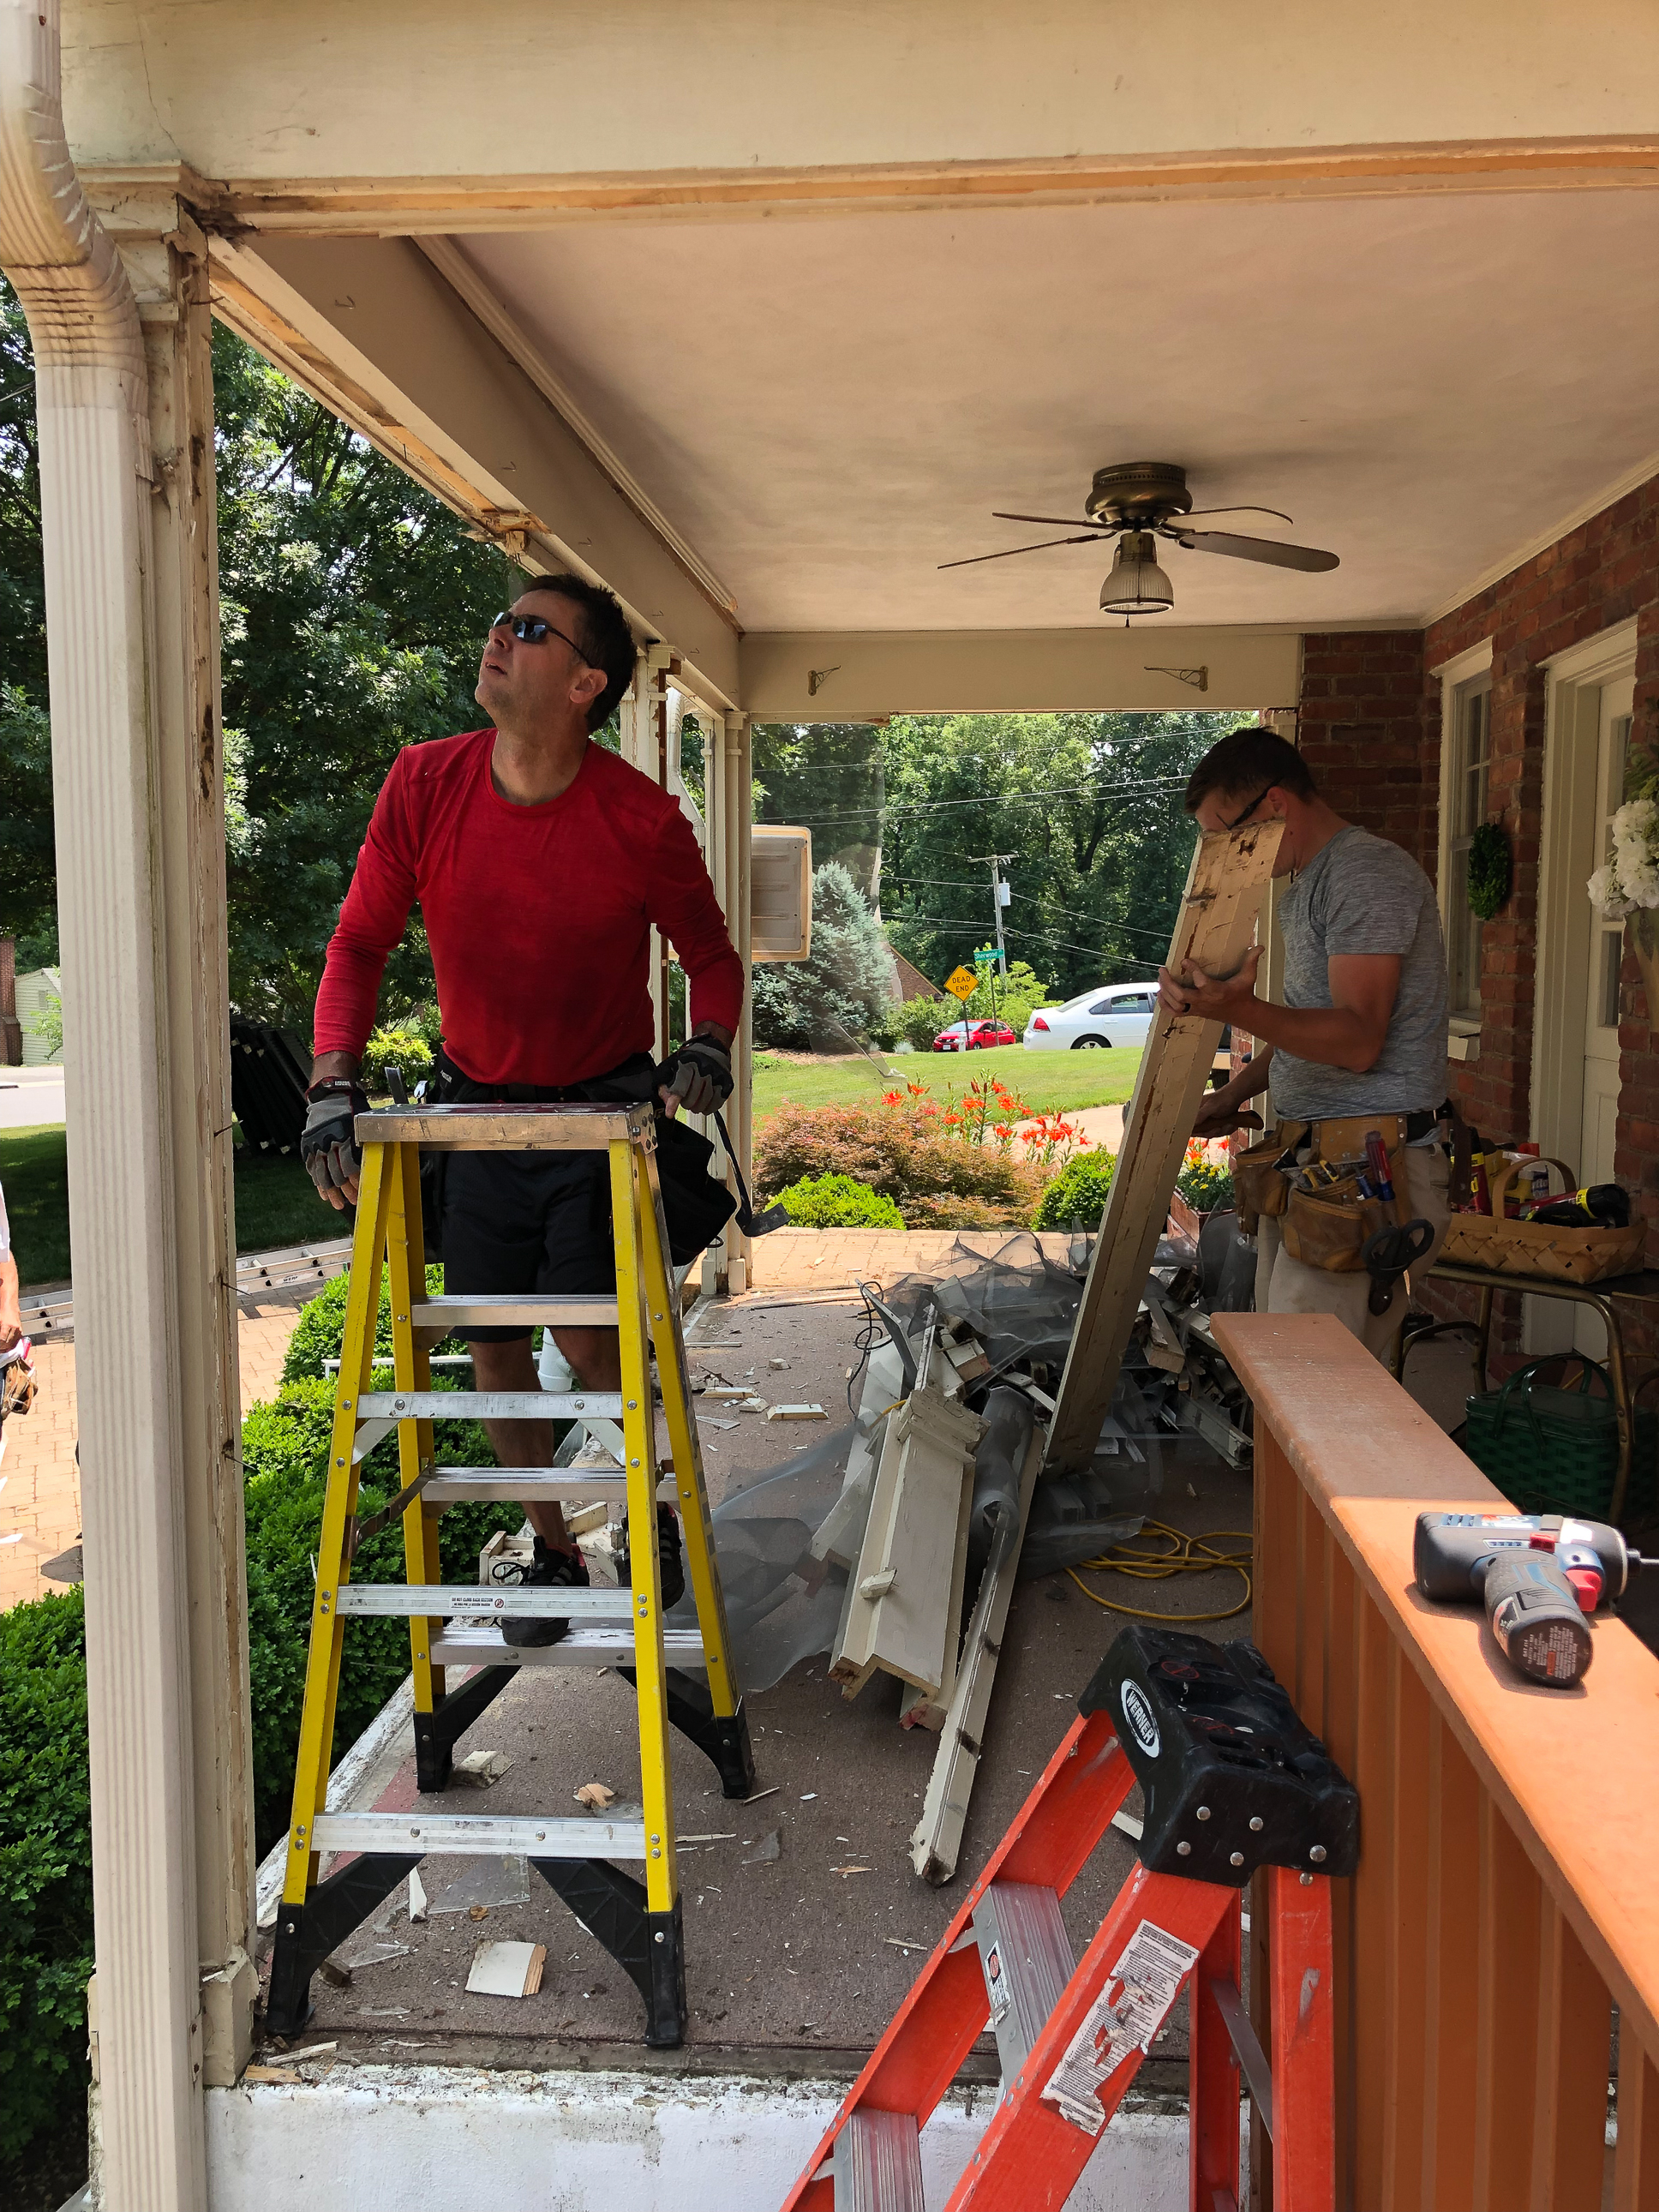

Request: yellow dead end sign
left=943, top=965, right=979, bottom=1003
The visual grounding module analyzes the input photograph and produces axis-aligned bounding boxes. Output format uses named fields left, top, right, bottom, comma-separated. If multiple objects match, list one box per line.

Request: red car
left=931, top=1018, right=1018, bottom=1052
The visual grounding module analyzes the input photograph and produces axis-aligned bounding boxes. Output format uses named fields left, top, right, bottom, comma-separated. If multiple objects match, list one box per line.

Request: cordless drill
left=1413, top=1513, right=1647, bottom=1687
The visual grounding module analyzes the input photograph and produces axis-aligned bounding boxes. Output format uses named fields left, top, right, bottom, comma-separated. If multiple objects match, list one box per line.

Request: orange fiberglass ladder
left=782, top=1626, right=1357, bottom=2212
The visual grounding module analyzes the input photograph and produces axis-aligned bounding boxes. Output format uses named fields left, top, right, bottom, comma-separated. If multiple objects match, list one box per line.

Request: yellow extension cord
left=1065, top=1520, right=1254, bottom=1624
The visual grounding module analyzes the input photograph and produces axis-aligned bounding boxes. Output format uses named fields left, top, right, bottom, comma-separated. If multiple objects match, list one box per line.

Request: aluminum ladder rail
left=782, top=1707, right=1335, bottom=2212
left=265, top=1100, right=752, bottom=2048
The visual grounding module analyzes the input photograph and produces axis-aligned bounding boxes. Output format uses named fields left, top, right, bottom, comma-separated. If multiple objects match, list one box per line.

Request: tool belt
left=424, top=1048, right=737, bottom=1266
left=1237, top=1104, right=1459, bottom=1268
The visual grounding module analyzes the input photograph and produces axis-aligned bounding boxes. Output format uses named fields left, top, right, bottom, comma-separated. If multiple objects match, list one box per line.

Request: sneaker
left=493, top=1538, right=590, bottom=1647
left=619, top=1506, right=686, bottom=1610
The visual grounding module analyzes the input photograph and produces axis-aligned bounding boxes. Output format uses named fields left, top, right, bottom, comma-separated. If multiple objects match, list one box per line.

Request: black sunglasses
left=1219, top=786, right=1272, bottom=832
left=488, top=611, right=590, bottom=665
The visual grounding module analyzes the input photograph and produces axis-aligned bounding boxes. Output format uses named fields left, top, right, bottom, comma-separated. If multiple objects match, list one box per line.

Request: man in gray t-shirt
left=1155, top=727, right=1452, bottom=1359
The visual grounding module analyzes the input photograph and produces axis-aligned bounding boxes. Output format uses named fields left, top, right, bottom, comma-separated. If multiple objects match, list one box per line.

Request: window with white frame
left=1445, top=673, right=1491, bottom=1018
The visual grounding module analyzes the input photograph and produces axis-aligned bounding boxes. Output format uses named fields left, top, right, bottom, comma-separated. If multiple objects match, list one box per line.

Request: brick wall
left=1291, top=477, right=1659, bottom=1367
left=1423, top=481, right=1659, bottom=1150
left=1296, top=630, right=1432, bottom=869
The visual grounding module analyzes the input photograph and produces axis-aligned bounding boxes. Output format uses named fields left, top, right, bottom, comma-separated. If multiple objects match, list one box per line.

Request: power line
left=768, top=773, right=1191, bottom=832
left=889, top=912, right=1165, bottom=976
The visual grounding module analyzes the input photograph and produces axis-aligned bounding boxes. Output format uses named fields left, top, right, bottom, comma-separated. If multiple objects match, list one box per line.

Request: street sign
left=943, top=965, right=979, bottom=1003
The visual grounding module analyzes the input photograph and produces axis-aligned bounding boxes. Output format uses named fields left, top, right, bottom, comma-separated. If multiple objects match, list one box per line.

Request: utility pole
left=970, top=853, right=1015, bottom=1025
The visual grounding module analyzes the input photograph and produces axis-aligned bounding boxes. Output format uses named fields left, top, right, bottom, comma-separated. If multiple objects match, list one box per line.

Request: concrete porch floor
left=259, top=1246, right=1253, bottom=2098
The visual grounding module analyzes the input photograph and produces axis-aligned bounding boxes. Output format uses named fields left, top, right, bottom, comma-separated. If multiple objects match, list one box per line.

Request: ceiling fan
left=940, top=460, right=1339, bottom=614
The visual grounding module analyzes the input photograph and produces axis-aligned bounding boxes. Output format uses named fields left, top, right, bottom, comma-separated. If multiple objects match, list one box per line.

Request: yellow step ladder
left=265, top=1100, right=752, bottom=2048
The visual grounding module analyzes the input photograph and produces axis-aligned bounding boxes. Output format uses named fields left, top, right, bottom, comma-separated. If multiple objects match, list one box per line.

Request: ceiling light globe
left=1099, top=530, right=1174, bottom=615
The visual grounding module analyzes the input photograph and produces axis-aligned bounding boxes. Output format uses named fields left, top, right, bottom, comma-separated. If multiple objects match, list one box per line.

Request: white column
left=723, top=713, right=754, bottom=1291
left=0, top=12, right=243, bottom=2197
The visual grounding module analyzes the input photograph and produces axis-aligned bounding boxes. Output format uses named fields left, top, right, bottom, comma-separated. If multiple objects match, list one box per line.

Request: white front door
left=1575, top=671, right=1634, bottom=1355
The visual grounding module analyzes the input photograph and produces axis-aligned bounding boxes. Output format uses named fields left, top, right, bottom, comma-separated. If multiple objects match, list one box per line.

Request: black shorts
left=440, top=1150, right=619, bottom=1343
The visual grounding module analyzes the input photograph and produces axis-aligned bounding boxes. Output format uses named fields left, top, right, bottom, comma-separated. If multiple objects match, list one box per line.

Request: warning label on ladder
left=1042, top=1919, right=1201, bottom=2136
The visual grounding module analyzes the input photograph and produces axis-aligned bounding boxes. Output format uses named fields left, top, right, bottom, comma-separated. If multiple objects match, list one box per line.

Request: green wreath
left=1467, top=821, right=1511, bottom=921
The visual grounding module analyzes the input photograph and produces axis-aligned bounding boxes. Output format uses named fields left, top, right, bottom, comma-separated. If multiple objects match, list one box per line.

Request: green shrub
left=282, top=1261, right=458, bottom=1383
left=775, top=1172, right=905, bottom=1230
left=1177, top=1160, right=1236, bottom=1213
left=1032, top=1150, right=1117, bottom=1231
left=879, top=995, right=959, bottom=1052
left=361, top=1023, right=434, bottom=1093
left=243, top=1370, right=521, bottom=1852
left=751, top=862, right=898, bottom=1050
left=755, top=1101, right=1045, bottom=1229
left=0, top=1587, right=93, bottom=2162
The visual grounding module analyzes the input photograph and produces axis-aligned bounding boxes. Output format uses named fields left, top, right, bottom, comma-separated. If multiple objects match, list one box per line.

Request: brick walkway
left=0, top=1282, right=316, bottom=1613
left=0, top=1231, right=1059, bottom=1612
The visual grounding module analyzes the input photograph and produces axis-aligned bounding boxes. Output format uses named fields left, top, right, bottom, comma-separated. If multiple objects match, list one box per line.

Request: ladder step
left=422, top=1468, right=677, bottom=1504
left=973, top=1881, right=1076, bottom=2083
left=356, top=1390, right=626, bottom=1421
left=834, top=2110, right=924, bottom=2212
left=332, top=1583, right=637, bottom=1620
left=410, top=1295, right=621, bottom=1329
left=431, top=1622, right=707, bottom=1669
left=362, top=1101, right=651, bottom=1148
left=311, top=1808, right=647, bottom=1856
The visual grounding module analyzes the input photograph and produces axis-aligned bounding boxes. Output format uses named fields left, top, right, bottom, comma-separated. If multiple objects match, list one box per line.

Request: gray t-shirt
left=1269, top=826, right=1448, bottom=1121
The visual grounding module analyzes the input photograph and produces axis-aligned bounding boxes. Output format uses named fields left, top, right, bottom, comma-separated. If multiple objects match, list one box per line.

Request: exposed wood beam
left=201, top=233, right=741, bottom=702
left=82, top=137, right=1659, bottom=237
left=414, top=236, right=734, bottom=617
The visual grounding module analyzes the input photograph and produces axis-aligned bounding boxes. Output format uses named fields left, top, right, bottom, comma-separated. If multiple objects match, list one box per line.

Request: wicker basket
left=1438, top=1155, right=1646, bottom=1286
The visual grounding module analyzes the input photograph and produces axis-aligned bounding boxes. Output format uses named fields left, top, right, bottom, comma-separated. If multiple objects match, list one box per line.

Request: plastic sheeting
left=666, top=1233, right=1177, bottom=1690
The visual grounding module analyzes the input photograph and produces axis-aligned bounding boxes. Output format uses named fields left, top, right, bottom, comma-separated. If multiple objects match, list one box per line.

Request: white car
left=1022, top=983, right=1159, bottom=1051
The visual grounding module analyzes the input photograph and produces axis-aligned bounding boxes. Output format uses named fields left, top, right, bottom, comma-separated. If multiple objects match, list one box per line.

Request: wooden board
left=830, top=1388, right=985, bottom=1697
left=1045, top=818, right=1283, bottom=1472
left=898, top=1460, right=977, bottom=1732
left=909, top=1421, right=1045, bottom=1884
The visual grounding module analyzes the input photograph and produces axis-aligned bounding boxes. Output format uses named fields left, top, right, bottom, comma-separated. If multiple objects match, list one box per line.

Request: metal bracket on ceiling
left=1143, top=664, right=1209, bottom=692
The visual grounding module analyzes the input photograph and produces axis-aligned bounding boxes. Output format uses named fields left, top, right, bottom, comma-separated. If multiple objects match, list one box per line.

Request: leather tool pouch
left=1233, top=1121, right=1307, bottom=1234
left=1282, top=1179, right=1389, bottom=1273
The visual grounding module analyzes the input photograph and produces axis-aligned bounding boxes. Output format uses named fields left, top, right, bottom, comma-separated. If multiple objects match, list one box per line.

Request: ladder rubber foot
left=617, top=1668, right=755, bottom=1797
left=412, top=1664, right=517, bottom=1793
left=532, top=1857, right=687, bottom=2048
left=266, top=1854, right=421, bottom=2036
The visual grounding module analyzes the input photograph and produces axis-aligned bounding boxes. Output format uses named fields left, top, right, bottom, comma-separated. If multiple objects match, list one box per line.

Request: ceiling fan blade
left=1171, top=529, right=1339, bottom=573
left=938, top=534, right=1105, bottom=571
left=1181, top=504, right=1295, bottom=525
left=991, top=512, right=1110, bottom=530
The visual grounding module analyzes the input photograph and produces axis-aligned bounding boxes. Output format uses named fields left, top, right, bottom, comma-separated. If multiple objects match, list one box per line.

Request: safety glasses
left=488, top=611, right=590, bottom=663
left=1219, top=786, right=1272, bottom=832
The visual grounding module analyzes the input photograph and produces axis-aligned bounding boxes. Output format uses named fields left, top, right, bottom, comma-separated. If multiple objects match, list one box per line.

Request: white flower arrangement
left=1588, top=797, right=1659, bottom=918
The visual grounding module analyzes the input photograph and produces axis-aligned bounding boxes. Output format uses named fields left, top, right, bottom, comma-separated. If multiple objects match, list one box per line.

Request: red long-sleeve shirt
left=313, top=730, right=744, bottom=1087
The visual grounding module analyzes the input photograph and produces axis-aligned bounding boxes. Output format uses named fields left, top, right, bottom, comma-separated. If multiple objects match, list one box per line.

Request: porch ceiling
left=458, top=186, right=1659, bottom=634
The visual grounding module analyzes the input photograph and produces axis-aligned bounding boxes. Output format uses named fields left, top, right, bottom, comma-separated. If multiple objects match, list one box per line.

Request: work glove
left=301, top=1080, right=368, bottom=1208
left=655, top=1036, right=733, bottom=1118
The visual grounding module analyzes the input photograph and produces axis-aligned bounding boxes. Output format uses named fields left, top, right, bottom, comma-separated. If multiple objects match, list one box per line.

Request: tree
left=752, top=722, right=885, bottom=907
left=876, top=710, right=1225, bottom=999
left=213, top=331, right=513, bottom=1025
left=752, top=861, right=898, bottom=1049
left=0, top=276, right=517, bottom=1026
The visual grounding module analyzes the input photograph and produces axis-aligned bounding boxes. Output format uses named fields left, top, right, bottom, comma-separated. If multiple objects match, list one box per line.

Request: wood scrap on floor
left=910, top=1418, right=1045, bottom=1884
left=829, top=1378, right=984, bottom=1699
left=465, top=1940, right=547, bottom=1998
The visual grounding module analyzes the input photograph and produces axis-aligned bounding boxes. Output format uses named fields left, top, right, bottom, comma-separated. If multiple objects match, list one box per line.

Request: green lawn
left=2, top=1125, right=334, bottom=1291
left=3, top=1047, right=1140, bottom=1286
left=752, top=1042, right=1142, bottom=1124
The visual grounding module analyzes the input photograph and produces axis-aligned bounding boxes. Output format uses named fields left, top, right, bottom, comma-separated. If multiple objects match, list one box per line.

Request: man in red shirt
left=302, top=573, right=744, bottom=1642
